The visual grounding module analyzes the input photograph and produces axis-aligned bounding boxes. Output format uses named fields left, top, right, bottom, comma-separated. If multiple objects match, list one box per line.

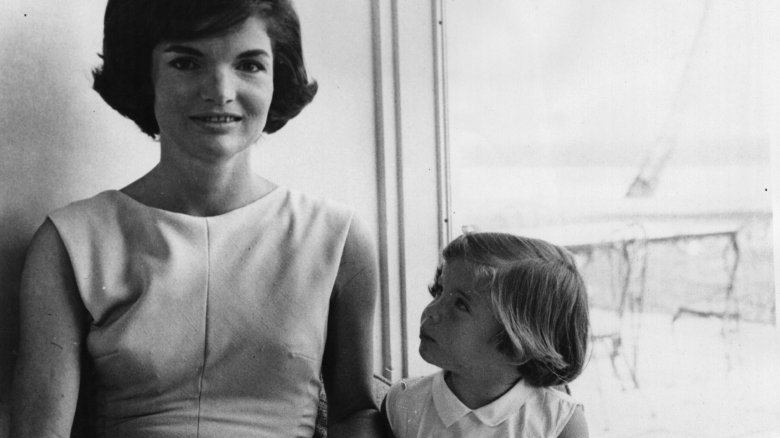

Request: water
left=451, top=164, right=771, bottom=230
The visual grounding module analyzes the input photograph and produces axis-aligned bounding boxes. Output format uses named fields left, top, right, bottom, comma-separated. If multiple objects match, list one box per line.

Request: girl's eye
left=169, top=58, right=199, bottom=71
left=428, top=283, right=443, bottom=298
left=454, top=298, right=469, bottom=312
left=237, top=60, right=266, bottom=73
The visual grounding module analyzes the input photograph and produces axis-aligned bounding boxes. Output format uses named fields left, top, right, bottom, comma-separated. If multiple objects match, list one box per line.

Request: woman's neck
left=123, top=152, right=275, bottom=216
left=444, top=368, right=522, bottom=410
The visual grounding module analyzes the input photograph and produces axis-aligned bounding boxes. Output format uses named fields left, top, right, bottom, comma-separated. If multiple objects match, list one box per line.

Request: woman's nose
left=200, top=68, right=235, bottom=104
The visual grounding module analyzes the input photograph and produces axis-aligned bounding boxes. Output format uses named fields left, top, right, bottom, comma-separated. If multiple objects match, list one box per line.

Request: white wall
left=0, top=3, right=158, bottom=432
left=256, top=2, right=379, bottom=222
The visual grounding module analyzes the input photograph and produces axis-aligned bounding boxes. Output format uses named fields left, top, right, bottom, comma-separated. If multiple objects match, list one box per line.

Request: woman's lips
left=190, top=114, right=243, bottom=131
left=190, top=113, right=243, bottom=123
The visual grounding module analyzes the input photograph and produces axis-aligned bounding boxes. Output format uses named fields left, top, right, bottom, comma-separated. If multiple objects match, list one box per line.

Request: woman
left=11, top=0, right=383, bottom=436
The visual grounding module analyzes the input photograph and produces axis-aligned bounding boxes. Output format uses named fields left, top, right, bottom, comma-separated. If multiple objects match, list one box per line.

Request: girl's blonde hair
left=439, top=232, right=589, bottom=387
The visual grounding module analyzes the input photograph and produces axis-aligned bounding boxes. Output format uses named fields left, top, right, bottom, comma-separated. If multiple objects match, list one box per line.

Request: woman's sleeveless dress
left=49, top=187, right=354, bottom=437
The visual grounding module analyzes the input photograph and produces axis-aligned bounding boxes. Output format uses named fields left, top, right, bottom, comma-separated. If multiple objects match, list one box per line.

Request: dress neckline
left=109, top=186, right=284, bottom=219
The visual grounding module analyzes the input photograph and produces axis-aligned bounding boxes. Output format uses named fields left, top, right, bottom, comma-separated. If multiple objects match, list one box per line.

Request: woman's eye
left=237, top=60, right=266, bottom=73
left=169, top=58, right=199, bottom=70
left=428, top=283, right=443, bottom=298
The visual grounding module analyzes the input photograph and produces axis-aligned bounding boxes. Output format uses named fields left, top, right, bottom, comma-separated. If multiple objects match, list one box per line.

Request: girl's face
left=151, top=16, right=274, bottom=163
left=419, top=259, right=512, bottom=376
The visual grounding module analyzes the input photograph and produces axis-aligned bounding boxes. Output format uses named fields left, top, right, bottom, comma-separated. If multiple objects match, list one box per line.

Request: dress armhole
left=332, top=213, right=377, bottom=299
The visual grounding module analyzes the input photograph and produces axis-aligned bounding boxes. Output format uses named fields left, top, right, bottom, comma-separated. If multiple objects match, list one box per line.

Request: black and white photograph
left=1, top=1, right=778, bottom=437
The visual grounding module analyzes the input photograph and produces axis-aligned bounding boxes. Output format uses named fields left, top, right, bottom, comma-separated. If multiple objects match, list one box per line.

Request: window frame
left=377, top=0, right=780, bottom=381
left=370, top=0, right=451, bottom=379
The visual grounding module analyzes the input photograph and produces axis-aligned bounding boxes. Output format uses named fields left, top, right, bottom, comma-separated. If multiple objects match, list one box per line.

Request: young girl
left=384, top=232, right=590, bottom=437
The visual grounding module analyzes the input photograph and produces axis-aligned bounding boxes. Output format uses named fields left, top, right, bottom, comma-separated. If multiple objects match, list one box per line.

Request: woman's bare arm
left=11, top=219, right=88, bottom=437
left=322, top=216, right=386, bottom=437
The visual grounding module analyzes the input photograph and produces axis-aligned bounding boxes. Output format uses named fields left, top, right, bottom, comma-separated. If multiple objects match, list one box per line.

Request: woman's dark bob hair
left=93, top=0, right=318, bottom=138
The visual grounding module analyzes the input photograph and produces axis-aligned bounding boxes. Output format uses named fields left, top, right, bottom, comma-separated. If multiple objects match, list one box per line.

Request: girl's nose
left=421, top=302, right=441, bottom=325
left=200, top=68, right=235, bottom=104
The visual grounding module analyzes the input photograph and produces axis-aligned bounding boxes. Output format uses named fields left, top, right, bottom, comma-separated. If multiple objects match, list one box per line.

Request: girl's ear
left=490, top=328, right=523, bottom=364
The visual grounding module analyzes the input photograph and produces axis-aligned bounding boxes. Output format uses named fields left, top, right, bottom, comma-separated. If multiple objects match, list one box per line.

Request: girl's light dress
left=385, top=371, right=580, bottom=437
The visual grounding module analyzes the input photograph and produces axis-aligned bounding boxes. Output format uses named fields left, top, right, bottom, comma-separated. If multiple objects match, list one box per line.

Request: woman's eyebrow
left=163, top=45, right=203, bottom=56
left=162, top=46, right=270, bottom=60
left=237, top=49, right=271, bottom=59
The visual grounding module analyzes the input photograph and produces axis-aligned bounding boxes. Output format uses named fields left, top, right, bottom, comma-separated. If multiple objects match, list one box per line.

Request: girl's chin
left=418, top=345, right=442, bottom=368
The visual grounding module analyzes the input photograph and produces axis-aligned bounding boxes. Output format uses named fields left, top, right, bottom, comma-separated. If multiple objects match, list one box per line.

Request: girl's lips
left=419, top=332, right=436, bottom=343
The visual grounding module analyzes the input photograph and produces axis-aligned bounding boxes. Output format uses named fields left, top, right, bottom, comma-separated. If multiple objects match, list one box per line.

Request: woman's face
left=151, top=16, right=274, bottom=163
